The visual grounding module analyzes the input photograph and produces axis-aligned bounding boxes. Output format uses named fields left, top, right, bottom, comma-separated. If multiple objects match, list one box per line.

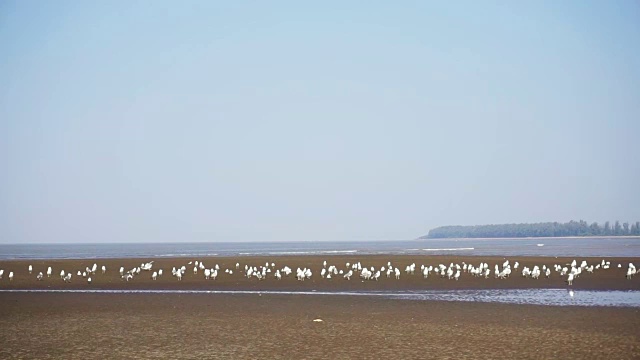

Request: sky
left=1, top=1, right=639, bottom=244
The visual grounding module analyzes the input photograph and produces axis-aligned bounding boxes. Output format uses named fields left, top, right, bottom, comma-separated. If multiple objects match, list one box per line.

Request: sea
left=1, top=237, right=639, bottom=260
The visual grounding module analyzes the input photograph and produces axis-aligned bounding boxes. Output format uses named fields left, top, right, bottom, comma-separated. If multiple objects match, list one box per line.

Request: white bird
left=344, top=270, right=353, bottom=280
left=152, top=271, right=158, bottom=280
left=47, top=267, right=52, bottom=278
left=28, top=265, right=33, bottom=274
left=9, top=272, right=14, bottom=281
left=102, top=265, right=106, bottom=274
left=283, top=266, right=292, bottom=276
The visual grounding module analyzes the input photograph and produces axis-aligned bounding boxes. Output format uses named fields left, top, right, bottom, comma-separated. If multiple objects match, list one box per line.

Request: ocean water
left=0, top=237, right=639, bottom=260
left=1, top=288, right=639, bottom=307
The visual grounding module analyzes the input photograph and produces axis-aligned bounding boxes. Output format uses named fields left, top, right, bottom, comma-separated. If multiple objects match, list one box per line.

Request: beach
left=1, top=255, right=639, bottom=359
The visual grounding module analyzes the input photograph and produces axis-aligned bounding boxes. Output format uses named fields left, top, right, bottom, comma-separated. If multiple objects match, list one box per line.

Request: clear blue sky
left=1, top=1, right=639, bottom=243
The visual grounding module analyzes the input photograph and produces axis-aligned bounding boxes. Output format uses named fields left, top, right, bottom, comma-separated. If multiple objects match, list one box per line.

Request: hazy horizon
left=2, top=1, right=639, bottom=244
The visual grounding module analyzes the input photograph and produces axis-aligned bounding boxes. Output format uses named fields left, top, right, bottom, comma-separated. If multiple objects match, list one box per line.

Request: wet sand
left=1, top=255, right=639, bottom=358
left=0, top=292, right=638, bottom=359
left=0, top=255, right=638, bottom=291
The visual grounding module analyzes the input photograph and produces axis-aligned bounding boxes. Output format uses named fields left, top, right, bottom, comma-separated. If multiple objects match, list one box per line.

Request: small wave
left=155, top=253, right=219, bottom=257
left=268, top=251, right=315, bottom=255
left=267, top=250, right=358, bottom=255
left=421, top=248, right=475, bottom=251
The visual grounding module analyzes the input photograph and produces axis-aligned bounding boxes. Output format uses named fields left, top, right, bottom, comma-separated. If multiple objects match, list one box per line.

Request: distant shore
left=419, top=235, right=640, bottom=240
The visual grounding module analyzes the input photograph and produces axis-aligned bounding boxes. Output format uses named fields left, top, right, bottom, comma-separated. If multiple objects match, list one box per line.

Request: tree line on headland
left=423, top=220, right=640, bottom=239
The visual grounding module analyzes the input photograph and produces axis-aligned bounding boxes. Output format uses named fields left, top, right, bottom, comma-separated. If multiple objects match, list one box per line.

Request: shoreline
left=2, top=237, right=639, bottom=261
left=1, top=254, right=638, bottom=291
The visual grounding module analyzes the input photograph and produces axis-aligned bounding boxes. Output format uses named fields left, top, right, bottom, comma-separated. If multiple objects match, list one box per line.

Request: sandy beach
left=1, top=255, right=639, bottom=359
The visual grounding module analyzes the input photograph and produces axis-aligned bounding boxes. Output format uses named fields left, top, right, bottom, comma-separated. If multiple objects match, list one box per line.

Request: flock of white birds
left=0, top=258, right=637, bottom=286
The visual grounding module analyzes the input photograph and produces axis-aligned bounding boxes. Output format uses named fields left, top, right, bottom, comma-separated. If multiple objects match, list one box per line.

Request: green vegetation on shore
left=423, top=220, right=640, bottom=239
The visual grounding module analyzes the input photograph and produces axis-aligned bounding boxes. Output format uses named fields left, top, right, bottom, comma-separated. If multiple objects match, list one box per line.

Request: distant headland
left=421, top=220, right=640, bottom=239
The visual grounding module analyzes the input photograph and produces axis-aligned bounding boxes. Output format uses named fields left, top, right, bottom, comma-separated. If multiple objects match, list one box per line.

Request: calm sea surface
left=0, top=237, right=639, bottom=260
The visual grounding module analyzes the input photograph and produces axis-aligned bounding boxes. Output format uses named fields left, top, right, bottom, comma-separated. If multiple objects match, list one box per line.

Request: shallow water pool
left=1, top=288, right=639, bottom=307
left=389, top=288, right=640, bottom=307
